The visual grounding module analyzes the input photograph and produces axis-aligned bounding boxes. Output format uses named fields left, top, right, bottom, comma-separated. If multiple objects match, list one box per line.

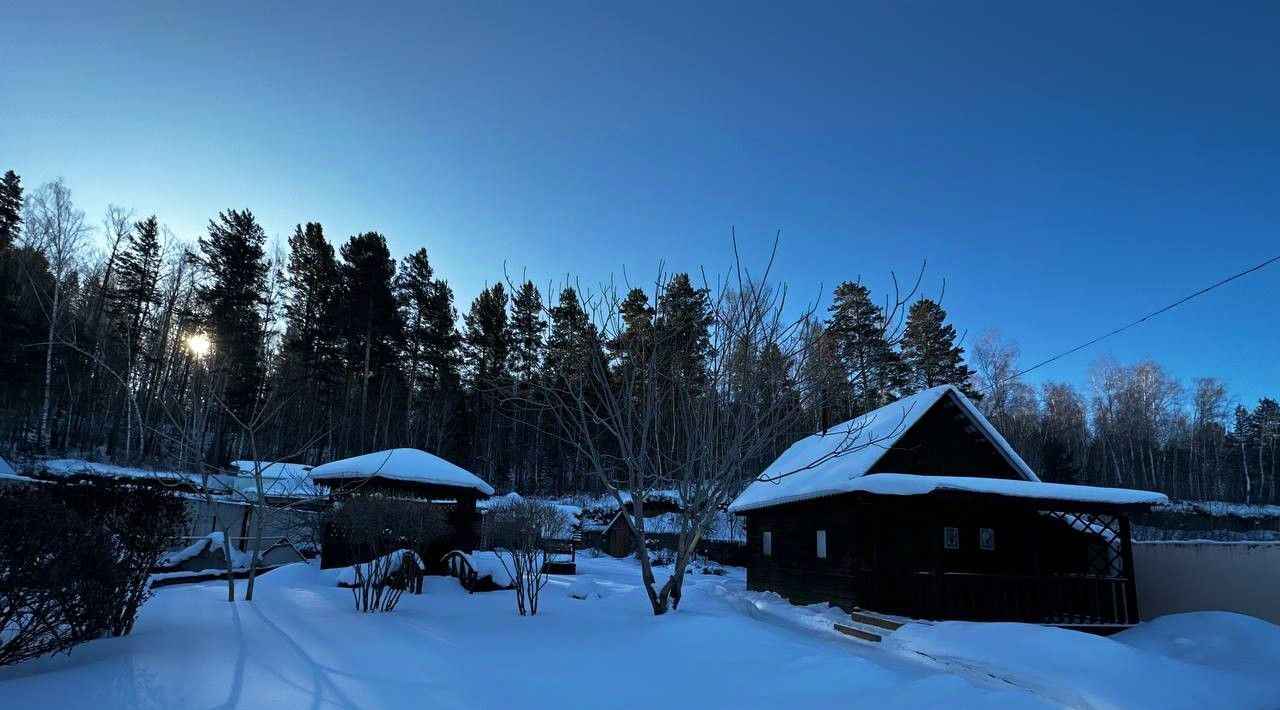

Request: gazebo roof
left=309, top=448, right=494, bottom=497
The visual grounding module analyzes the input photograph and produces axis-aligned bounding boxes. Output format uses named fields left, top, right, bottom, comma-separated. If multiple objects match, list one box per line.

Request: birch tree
left=22, top=179, right=90, bottom=451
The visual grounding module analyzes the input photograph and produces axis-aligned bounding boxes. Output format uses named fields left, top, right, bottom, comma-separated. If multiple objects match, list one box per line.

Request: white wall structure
left=1134, top=541, right=1280, bottom=624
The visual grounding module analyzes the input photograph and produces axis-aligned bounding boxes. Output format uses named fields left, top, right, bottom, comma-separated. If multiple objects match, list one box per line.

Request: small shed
left=231, top=460, right=317, bottom=500
left=730, top=385, right=1167, bottom=630
left=310, top=448, right=494, bottom=570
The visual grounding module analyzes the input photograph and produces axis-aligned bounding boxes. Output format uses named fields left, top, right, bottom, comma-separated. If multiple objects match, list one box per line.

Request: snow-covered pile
left=566, top=578, right=610, bottom=600
left=157, top=531, right=254, bottom=570
left=888, top=612, right=1280, bottom=708
left=335, top=549, right=424, bottom=587
left=310, top=448, right=495, bottom=496
left=446, top=550, right=513, bottom=588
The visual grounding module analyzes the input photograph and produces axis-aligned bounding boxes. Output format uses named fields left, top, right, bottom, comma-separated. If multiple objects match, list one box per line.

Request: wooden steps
left=834, top=610, right=911, bottom=643
left=849, top=610, right=905, bottom=632
left=834, top=622, right=883, bottom=643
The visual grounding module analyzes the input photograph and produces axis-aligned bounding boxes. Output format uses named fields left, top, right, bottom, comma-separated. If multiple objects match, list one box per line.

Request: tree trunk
left=38, top=281, right=60, bottom=452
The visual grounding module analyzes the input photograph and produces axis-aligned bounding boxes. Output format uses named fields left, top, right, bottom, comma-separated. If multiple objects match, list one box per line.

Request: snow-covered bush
left=486, top=499, right=568, bottom=615
left=336, top=549, right=424, bottom=612
left=0, top=479, right=185, bottom=665
left=326, top=495, right=445, bottom=612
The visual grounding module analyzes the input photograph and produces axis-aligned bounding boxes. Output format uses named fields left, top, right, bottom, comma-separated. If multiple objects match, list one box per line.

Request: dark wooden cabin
left=311, top=448, right=494, bottom=571
left=730, top=385, right=1165, bottom=630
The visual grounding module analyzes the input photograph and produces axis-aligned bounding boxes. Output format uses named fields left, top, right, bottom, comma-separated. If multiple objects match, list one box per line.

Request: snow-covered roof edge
left=729, top=385, right=1040, bottom=513
left=845, top=473, right=1168, bottom=506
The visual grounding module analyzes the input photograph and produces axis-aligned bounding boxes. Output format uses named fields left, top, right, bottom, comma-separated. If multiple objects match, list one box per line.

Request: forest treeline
left=0, top=171, right=1275, bottom=503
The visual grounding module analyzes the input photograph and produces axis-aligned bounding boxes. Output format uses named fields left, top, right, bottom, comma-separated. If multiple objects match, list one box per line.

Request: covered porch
left=850, top=485, right=1146, bottom=629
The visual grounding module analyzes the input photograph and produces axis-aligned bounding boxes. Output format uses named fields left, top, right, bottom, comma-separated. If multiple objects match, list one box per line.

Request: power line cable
left=985, top=252, right=1280, bottom=392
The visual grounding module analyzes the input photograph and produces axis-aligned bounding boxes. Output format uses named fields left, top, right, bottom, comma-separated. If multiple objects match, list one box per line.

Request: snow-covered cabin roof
left=309, top=448, right=495, bottom=497
left=730, top=385, right=1043, bottom=513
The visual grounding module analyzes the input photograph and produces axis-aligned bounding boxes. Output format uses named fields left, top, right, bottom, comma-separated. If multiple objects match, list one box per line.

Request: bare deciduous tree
left=505, top=243, right=907, bottom=615
left=21, top=178, right=91, bottom=451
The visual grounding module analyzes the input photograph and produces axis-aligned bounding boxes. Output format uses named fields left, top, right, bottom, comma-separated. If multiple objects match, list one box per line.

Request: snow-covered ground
left=1, top=556, right=1277, bottom=709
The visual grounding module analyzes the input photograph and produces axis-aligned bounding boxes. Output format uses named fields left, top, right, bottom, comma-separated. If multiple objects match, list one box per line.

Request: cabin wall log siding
left=742, top=492, right=1140, bottom=623
left=743, top=498, right=870, bottom=611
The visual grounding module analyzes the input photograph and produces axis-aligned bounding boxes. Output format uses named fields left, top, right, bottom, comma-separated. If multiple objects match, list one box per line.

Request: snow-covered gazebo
left=310, top=448, right=494, bottom=570
left=730, top=385, right=1167, bottom=630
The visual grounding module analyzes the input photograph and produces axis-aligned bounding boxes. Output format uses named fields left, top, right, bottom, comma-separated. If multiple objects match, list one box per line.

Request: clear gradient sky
left=2, top=1, right=1276, bottom=405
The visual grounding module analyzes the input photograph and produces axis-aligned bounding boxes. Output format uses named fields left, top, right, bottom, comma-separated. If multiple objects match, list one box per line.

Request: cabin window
left=762, top=531, right=773, bottom=557
left=980, top=528, right=995, bottom=550
left=815, top=530, right=827, bottom=559
left=943, top=527, right=960, bottom=549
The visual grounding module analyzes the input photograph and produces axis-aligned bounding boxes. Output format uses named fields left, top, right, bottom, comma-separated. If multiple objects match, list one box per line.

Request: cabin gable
left=867, top=391, right=1024, bottom=480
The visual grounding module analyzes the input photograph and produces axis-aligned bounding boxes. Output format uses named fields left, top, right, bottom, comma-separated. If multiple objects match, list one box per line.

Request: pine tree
left=505, top=281, right=547, bottom=491
left=463, top=283, right=510, bottom=387
left=197, top=209, right=269, bottom=461
left=827, top=281, right=905, bottom=413
left=544, top=287, right=600, bottom=383
left=654, top=273, right=712, bottom=390
left=0, top=171, right=22, bottom=252
left=282, top=223, right=343, bottom=384
left=111, top=216, right=163, bottom=354
left=0, top=171, right=24, bottom=378
left=395, top=248, right=462, bottom=456
left=339, top=232, right=401, bottom=450
left=507, top=281, right=545, bottom=385
left=610, top=287, right=655, bottom=367
left=397, top=248, right=461, bottom=389
left=798, top=321, right=851, bottom=430
left=900, top=298, right=977, bottom=396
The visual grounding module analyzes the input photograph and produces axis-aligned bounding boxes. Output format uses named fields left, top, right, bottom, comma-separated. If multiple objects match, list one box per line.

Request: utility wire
left=985, top=252, right=1280, bottom=392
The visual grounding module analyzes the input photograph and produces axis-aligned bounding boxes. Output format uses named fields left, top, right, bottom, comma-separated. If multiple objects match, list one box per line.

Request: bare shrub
left=327, top=495, right=446, bottom=612
left=55, top=479, right=187, bottom=636
left=487, top=499, right=569, bottom=616
left=0, top=490, right=114, bottom=665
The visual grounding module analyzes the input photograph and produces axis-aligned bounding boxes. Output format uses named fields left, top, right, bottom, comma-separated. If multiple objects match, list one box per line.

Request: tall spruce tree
left=112, top=216, right=163, bottom=354
left=827, top=281, right=905, bottom=413
left=900, top=298, right=977, bottom=396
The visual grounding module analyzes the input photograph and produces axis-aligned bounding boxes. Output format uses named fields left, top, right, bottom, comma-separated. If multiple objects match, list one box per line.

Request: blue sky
left=2, top=1, right=1277, bottom=405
